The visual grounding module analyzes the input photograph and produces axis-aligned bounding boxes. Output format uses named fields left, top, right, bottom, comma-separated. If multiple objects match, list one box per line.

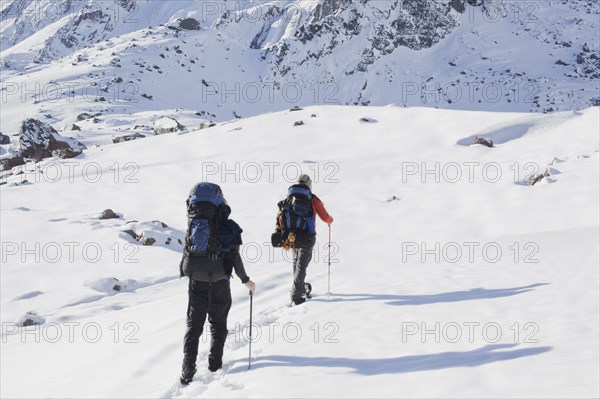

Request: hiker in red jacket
left=276, top=174, right=333, bottom=305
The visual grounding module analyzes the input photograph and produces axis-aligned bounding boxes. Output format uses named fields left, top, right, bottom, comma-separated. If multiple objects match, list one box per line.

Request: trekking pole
left=327, top=224, right=332, bottom=297
left=248, top=290, right=253, bottom=370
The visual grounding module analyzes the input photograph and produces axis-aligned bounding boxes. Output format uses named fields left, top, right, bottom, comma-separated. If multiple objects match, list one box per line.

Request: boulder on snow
left=473, top=136, right=494, bottom=148
left=100, top=209, right=119, bottom=219
left=51, top=148, right=82, bottom=159
left=293, top=121, right=305, bottom=126
left=359, top=117, right=378, bottom=123
left=119, top=220, right=184, bottom=248
left=112, top=278, right=125, bottom=292
left=449, top=0, right=466, bottom=13
left=153, top=117, right=186, bottom=135
left=65, top=123, right=81, bottom=131
left=141, top=236, right=156, bottom=246
left=76, top=112, right=94, bottom=121
left=19, top=118, right=86, bottom=161
left=179, top=18, right=200, bottom=30
left=86, top=277, right=128, bottom=294
left=0, top=132, right=10, bottom=145
left=198, top=121, right=217, bottom=130
left=17, top=312, right=45, bottom=327
left=0, top=156, right=25, bottom=171
left=289, top=106, right=304, bottom=112
left=113, top=133, right=145, bottom=143
left=528, top=174, right=545, bottom=186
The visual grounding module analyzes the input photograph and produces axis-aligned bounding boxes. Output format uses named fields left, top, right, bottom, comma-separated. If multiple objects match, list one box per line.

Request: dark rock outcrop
left=179, top=18, right=200, bottom=30
left=113, top=133, right=145, bottom=143
left=473, top=136, right=494, bottom=148
left=19, top=118, right=86, bottom=160
left=100, top=209, right=119, bottom=219
left=0, top=156, right=25, bottom=171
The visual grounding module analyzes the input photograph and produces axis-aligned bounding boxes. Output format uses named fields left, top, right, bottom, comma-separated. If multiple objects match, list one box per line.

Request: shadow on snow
left=230, top=344, right=552, bottom=375
left=312, top=283, right=548, bottom=306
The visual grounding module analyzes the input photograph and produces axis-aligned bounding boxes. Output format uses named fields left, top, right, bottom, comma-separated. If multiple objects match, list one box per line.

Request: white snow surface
left=1, top=105, right=599, bottom=398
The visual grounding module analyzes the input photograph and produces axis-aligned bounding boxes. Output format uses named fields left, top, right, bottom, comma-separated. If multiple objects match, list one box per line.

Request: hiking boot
left=180, top=364, right=196, bottom=385
left=208, top=362, right=222, bottom=372
left=292, top=297, right=306, bottom=306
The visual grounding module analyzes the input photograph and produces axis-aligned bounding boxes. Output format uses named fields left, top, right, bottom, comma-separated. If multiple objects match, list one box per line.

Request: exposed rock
left=113, top=133, right=145, bottom=143
left=449, top=0, right=466, bottom=13
left=528, top=174, right=544, bottom=186
left=18, top=312, right=45, bottom=327
left=198, top=121, right=217, bottom=130
left=153, top=117, right=186, bottom=135
left=0, top=156, right=24, bottom=171
left=19, top=118, right=86, bottom=161
left=473, top=136, right=494, bottom=148
left=359, top=117, right=377, bottom=123
left=100, top=209, right=119, bottom=219
left=51, top=148, right=82, bottom=159
left=65, top=124, right=81, bottom=131
left=122, top=230, right=137, bottom=240
left=179, top=18, right=200, bottom=31
left=119, top=220, right=184, bottom=248
left=112, top=278, right=125, bottom=292
left=290, top=106, right=304, bottom=111
left=142, top=236, right=156, bottom=246
left=293, top=121, right=305, bottom=126
left=0, top=133, right=10, bottom=145
left=76, top=113, right=94, bottom=121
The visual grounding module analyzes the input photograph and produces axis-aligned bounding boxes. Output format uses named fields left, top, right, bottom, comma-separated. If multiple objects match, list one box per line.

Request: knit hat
left=297, top=174, right=312, bottom=190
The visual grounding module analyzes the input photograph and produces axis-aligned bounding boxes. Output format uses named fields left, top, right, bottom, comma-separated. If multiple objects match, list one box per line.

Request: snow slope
left=1, top=105, right=599, bottom=398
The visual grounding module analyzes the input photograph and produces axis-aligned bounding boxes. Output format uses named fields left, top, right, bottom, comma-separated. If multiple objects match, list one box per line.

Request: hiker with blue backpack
left=272, top=174, right=334, bottom=305
left=179, top=182, right=256, bottom=385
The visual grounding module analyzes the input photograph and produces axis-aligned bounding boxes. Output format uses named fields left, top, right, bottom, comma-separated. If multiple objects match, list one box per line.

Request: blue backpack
left=278, top=184, right=316, bottom=234
left=185, top=182, right=226, bottom=258
left=181, top=182, right=244, bottom=279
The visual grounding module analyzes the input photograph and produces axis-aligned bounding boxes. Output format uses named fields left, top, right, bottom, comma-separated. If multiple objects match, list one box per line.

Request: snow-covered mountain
left=1, top=0, right=599, bottom=141
left=1, top=105, right=599, bottom=397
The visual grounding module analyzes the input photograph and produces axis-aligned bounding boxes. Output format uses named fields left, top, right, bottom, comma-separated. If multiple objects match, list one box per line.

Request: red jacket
left=312, top=194, right=333, bottom=226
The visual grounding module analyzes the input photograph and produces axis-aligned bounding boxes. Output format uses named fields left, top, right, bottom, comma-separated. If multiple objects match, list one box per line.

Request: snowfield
left=1, top=105, right=599, bottom=398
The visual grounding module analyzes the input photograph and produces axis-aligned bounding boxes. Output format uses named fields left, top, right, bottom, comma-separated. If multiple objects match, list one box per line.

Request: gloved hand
left=244, top=280, right=256, bottom=294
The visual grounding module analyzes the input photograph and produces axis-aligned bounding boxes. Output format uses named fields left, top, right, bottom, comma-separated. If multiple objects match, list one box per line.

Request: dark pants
left=182, top=278, right=232, bottom=370
left=291, top=235, right=316, bottom=302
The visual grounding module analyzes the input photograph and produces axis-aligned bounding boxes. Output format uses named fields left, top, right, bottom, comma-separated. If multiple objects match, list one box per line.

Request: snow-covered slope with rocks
left=1, top=0, right=598, bottom=143
left=1, top=105, right=599, bottom=398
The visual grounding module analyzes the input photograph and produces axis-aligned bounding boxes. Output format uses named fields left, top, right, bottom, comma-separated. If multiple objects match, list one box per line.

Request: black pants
left=183, top=278, right=232, bottom=369
left=291, top=235, right=316, bottom=302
